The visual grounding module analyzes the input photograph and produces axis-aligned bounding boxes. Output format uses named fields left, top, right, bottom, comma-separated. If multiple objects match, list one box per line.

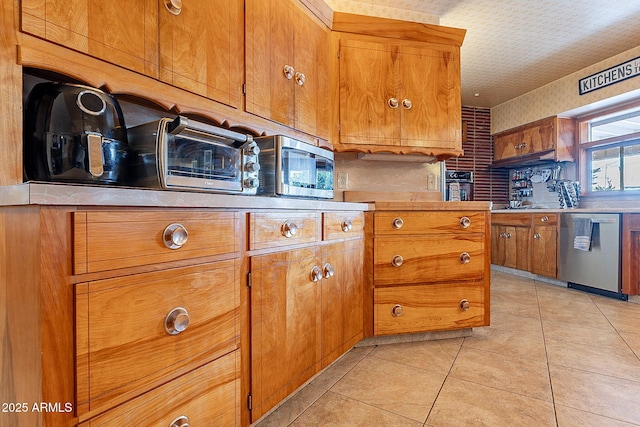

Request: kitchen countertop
left=492, top=208, right=640, bottom=213
left=0, top=182, right=370, bottom=211
left=370, top=200, right=491, bottom=211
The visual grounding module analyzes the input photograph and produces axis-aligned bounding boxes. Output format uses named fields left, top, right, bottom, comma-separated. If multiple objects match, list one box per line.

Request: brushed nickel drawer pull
left=164, top=307, right=190, bottom=336
left=392, top=217, right=404, bottom=229
left=169, top=415, right=190, bottom=427
left=341, top=219, right=353, bottom=232
left=163, top=0, right=183, bottom=15
left=459, top=299, right=470, bottom=311
left=392, top=255, right=404, bottom=267
left=323, top=263, right=335, bottom=279
left=163, top=223, right=189, bottom=249
left=391, top=304, right=403, bottom=317
left=310, top=265, right=323, bottom=282
left=281, top=220, right=298, bottom=238
left=459, top=252, right=471, bottom=264
left=459, top=216, right=471, bottom=229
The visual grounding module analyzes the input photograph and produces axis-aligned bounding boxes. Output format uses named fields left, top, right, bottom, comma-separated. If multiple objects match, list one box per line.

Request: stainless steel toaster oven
left=127, top=116, right=260, bottom=194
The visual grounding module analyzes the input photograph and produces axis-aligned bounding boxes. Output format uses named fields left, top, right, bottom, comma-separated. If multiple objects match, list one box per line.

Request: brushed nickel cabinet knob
left=391, top=304, right=403, bottom=317
left=459, top=299, right=470, bottom=311
left=402, top=98, right=412, bottom=109
left=163, top=0, right=183, bottom=15
left=283, top=65, right=295, bottom=80
left=392, top=217, right=404, bottom=229
left=310, top=265, right=323, bottom=282
left=533, top=233, right=541, bottom=239
left=281, top=221, right=298, bottom=238
left=391, top=255, right=404, bottom=267
left=169, top=416, right=190, bottom=427
left=388, top=97, right=399, bottom=108
left=295, top=71, right=306, bottom=86
left=459, top=216, right=471, bottom=229
left=164, top=307, right=190, bottom=336
left=459, top=252, right=471, bottom=264
left=341, top=219, right=353, bottom=232
left=163, top=223, right=189, bottom=249
left=323, top=263, right=335, bottom=279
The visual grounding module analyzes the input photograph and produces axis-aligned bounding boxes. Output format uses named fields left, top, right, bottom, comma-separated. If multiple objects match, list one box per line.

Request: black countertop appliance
left=24, top=82, right=131, bottom=185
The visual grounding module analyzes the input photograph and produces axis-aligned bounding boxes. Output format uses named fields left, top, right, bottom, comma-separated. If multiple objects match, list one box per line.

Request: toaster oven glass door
left=281, top=148, right=334, bottom=195
left=164, top=130, right=242, bottom=191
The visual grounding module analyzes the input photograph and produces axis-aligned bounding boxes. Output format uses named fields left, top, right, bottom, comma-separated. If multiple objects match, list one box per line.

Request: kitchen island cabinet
left=354, top=202, right=491, bottom=337
left=331, top=14, right=466, bottom=159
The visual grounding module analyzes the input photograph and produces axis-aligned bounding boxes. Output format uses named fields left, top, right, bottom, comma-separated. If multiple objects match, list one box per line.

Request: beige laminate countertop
left=491, top=208, right=640, bottom=213
left=0, top=183, right=369, bottom=211
left=370, top=201, right=492, bottom=211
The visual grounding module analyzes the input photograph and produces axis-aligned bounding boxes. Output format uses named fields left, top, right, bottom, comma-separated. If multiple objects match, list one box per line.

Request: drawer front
left=76, top=260, right=239, bottom=413
left=533, top=213, right=558, bottom=226
left=323, top=211, right=364, bottom=241
left=491, top=213, right=531, bottom=227
left=80, top=351, right=240, bottom=426
left=374, top=282, right=487, bottom=335
left=74, top=210, right=239, bottom=274
left=374, top=211, right=485, bottom=235
left=249, top=212, right=320, bottom=250
left=374, top=235, right=485, bottom=285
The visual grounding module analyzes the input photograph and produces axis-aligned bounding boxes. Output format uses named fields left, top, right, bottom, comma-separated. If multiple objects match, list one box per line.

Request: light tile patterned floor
left=253, top=270, right=640, bottom=426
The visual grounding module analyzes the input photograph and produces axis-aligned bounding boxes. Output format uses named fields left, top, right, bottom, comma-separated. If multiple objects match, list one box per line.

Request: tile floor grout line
left=535, top=280, right=560, bottom=427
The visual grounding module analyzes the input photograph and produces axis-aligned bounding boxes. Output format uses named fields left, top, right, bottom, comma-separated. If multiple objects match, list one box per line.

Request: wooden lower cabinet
left=248, top=210, right=364, bottom=423
left=491, top=212, right=558, bottom=278
left=368, top=209, right=490, bottom=336
left=375, top=281, right=486, bottom=335
left=78, top=351, right=240, bottom=426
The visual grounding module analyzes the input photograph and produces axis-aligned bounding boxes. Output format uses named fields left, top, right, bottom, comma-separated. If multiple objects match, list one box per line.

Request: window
left=580, top=104, right=640, bottom=193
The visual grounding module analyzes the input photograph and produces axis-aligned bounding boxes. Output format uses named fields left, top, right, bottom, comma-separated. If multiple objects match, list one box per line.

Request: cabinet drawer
left=491, top=213, right=531, bottom=226
left=74, top=210, right=239, bottom=274
left=80, top=351, right=240, bottom=426
left=323, top=211, right=364, bottom=241
left=374, top=235, right=485, bottom=285
left=374, top=211, right=485, bottom=235
left=75, top=260, right=239, bottom=414
left=374, top=282, right=487, bottom=335
left=533, top=213, right=558, bottom=226
left=249, top=212, right=320, bottom=250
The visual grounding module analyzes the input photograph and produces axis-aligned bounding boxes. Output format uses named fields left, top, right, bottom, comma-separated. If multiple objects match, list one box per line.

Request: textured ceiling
left=325, top=0, right=640, bottom=108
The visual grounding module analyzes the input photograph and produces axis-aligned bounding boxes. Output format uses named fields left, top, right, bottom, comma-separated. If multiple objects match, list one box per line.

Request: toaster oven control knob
left=244, top=178, right=259, bottom=189
left=244, top=144, right=260, bottom=156
left=245, top=161, right=260, bottom=172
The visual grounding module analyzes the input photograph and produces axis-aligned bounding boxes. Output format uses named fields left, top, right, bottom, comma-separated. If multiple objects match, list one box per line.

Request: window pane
left=591, top=147, right=620, bottom=191
left=590, top=108, right=640, bottom=142
left=623, top=145, right=640, bottom=191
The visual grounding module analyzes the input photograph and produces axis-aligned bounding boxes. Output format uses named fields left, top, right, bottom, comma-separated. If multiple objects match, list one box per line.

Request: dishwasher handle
left=591, top=219, right=617, bottom=224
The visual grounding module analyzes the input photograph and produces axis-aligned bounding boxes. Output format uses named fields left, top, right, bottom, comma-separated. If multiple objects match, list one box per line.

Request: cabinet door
left=399, top=45, right=461, bottom=148
left=493, top=132, right=520, bottom=161
left=531, top=225, right=557, bottom=277
left=338, top=39, right=399, bottom=147
left=491, top=225, right=506, bottom=266
left=21, top=0, right=159, bottom=77
left=495, top=225, right=530, bottom=270
left=321, top=239, right=364, bottom=369
left=524, top=120, right=555, bottom=154
left=293, top=6, right=330, bottom=138
left=159, top=0, right=243, bottom=108
left=250, top=247, right=322, bottom=422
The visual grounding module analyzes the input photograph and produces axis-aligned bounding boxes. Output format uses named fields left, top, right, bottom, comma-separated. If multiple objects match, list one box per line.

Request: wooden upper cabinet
left=21, top=0, right=159, bottom=77
left=245, top=0, right=330, bottom=139
left=159, top=0, right=244, bottom=108
left=493, top=116, right=576, bottom=164
left=21, top=0, right=244, bottom=108
left=334, top=30, right=463, bottom=158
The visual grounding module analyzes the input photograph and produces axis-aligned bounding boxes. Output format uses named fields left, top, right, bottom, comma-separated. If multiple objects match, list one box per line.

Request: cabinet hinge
left=247, top=272, right=252, bottom=288
left=247, top=393, right=252, bottom=411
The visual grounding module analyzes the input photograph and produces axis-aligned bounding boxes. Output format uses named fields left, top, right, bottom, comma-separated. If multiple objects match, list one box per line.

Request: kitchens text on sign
left=579, top=56, right=640, bottom=95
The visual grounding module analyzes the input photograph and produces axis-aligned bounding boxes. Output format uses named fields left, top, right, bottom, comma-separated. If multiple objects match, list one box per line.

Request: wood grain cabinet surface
left=249, top=210, right=364, bottom=422
left=21, top=0, right=244, bottom=108
left=493, top=116, right=576, bottom=164
left=369, top=210, right=490, bottom=336
left=491, top=212, right=559, bottom=278
left=245, top=0, right=330, bottom=139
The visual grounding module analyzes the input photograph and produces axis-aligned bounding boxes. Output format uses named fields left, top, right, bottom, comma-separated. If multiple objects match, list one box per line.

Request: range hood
left=490, top=149, right=559, bottom=168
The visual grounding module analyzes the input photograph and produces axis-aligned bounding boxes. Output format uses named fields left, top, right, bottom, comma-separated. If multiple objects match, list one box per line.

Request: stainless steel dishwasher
left=558, top=213, right=627, bottom=300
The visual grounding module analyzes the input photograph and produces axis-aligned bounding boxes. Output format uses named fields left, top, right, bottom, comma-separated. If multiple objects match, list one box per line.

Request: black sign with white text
left=579, top=56, right=640, bottom=95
